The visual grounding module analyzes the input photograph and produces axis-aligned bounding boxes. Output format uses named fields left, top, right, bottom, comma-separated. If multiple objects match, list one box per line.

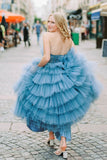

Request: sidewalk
left=0, top=34, right=107, bottom=160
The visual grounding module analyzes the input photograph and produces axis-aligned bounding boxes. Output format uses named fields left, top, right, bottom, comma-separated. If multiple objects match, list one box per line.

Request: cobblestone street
left=0, top=33, right=107, bottom=160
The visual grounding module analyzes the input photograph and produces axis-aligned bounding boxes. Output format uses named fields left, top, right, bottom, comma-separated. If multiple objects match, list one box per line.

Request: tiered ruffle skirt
left=14, top=47, right=101, bottom=141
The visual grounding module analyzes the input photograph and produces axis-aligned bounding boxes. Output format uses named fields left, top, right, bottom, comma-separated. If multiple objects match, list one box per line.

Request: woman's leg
left=60, top=136, right=66, bottom=147
left=24, top=41, right=26, bottom=47
left=0, top=43, right=2, bottom=47
left=54, top=136, right=67, bottom=158
left=0, top=42, right=4, bottom=51
left=47, top=131, right=55, bottom=146
left=49, top=131, right=55, bottom=140
left=55, top=136, right=66, bottom=155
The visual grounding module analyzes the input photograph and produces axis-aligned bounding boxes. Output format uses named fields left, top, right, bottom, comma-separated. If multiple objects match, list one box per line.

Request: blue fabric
left=14, top=47, right=101, bottom=141
left=35, top=24, right=41, bottom=34
left=37, top=33, right=40, bottom=43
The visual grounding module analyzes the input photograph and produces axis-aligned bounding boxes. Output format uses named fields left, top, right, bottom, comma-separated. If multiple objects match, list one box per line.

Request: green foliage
left=34, top=16, right=41, bottom=23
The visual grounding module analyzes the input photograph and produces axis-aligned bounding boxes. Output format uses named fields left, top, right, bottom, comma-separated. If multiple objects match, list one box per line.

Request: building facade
left=0, top=0, right=11, bottom=10
left=0, top=0, right=34, bottom=25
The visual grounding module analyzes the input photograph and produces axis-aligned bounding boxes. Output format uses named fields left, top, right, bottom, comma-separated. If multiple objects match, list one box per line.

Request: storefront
left=100, top=2, right=107, bottom=39
left=87, top=3, right=102, bottom=39
left=90, top=9, right=102, bottom=39
left=87, top=2, right=107, bottom=48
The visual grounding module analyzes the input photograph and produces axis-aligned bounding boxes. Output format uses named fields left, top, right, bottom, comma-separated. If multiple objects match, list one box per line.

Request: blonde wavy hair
left=48, top=12, right=71, bottom=41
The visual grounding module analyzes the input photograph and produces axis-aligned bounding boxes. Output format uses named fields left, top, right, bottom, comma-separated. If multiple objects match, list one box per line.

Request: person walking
left=22, top=23, right=30, bottom=47
left=14, top=12, right=101, bottom=159
left=0, top=24, right=4, bottom=52
left=81, top=24, right=86, bottom=40
left=35, top=20, right=42, bottom=44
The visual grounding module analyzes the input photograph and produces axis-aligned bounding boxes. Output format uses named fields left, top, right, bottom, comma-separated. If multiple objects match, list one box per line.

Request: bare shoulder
left=43, top=32, right=52, bottom=40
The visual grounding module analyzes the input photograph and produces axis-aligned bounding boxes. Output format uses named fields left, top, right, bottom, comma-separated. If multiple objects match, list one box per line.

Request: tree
left=34, top=16, right=41, bottom=23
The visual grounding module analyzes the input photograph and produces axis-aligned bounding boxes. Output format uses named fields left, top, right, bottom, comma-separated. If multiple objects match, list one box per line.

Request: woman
left=14, top=12, right=101, bottom=158
left=23, top=23, right=30, bottom=47
left=0, top=25, right=4, bottom=52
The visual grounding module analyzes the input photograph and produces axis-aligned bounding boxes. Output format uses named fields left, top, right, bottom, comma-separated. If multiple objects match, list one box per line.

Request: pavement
left=0, top=33, right=107, bottom=160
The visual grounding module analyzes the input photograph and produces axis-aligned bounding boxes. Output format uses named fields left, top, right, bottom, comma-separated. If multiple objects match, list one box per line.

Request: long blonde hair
left=48, top=12, right=71, bottom=41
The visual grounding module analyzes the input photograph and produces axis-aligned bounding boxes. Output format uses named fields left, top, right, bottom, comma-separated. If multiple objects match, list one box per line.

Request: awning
left=67, top=9, right=82, bottom=20
left=0, top=10, right=25, bottom=23
left=101, top=11, right=107, bottom=16
left=68, top=8, right=82, bottom=15
left=89, top=3, right=101, bottom=11
left=101, top=2, right=107, bottom=10
left=88, top=3, right=107, bottom=19
left=101, top=2, right=107, bottom=17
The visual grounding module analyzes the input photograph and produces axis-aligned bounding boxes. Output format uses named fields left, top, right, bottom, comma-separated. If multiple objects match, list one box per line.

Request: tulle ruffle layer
left=14, top=47, right=101, bottom=141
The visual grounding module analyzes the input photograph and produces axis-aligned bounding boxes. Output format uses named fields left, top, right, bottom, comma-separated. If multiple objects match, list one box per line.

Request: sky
left=32, top=0, right=48, bottom=8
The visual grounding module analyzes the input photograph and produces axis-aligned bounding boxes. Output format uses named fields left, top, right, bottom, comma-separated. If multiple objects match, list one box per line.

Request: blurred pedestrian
left=68, top=21, right=73, bottom=38
left=13, top=30, right=18, bottom=47
left=1, top=16, right=8, bottom=36
left=22, top=23, right=31, bottom=47
left=34, top=20, right=42, bottom=45
left=85, top=22, right=89, bottom=40
left=81, top=24, right=86, bottom=40
left=14, top=12, right=101, bottom=159
left=0, top=25, right=5, bottom=52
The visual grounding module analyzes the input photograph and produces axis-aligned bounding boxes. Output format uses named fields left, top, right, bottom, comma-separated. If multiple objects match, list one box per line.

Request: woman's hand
left=38, top=55, right=50, bottom=67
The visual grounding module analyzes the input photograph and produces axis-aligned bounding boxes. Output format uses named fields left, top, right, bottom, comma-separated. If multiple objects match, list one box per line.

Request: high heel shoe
left=54, top=146, right=67, bottom=159
left=47, top=132, right=55, bottom=147
left=47, top=139, right=55, bottom=147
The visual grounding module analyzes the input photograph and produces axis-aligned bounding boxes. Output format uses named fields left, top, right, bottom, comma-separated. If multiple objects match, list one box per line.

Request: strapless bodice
left=49, top=47, right=75, bottom=63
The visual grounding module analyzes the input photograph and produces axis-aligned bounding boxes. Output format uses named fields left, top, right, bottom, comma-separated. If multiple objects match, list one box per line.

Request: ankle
left=49, top=131, right=55, bottom=140
left=61, top=146, right=67, bottom=151
left=60, top=137, right=66, bottom=147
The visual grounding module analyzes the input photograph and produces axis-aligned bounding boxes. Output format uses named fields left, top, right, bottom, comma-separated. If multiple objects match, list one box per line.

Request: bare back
left=48, top=32, right=73, bottom=55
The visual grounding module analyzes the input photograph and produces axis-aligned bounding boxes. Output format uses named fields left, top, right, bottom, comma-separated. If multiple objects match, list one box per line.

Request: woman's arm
left=38, top=33, right=50, bottom=67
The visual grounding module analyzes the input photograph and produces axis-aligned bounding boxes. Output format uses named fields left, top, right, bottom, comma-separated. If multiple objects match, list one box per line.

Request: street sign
left=102, top=39, right=107, bottom=57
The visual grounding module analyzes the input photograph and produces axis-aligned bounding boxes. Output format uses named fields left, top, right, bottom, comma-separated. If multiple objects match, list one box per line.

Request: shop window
left=97, top=18, right=103, bottom=37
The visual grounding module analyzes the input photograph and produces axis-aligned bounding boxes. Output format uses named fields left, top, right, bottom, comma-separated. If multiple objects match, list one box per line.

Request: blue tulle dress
left=14, top=47, right=101, bottom=141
